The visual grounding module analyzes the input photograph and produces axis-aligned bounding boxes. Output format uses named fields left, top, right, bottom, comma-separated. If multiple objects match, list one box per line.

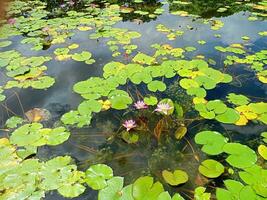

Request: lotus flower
left=122, top=120, right=136, bottom=131
left=42, top=27, right=49, bottom=32
left=134, top=100, right=148, bottom=110
left=60, top=4, right=66, bottom=8
left=7, top=18, right=16, bottom=25
left=154, top=103, right=173, bottom=115
left=69, top=0, right=75, bottom=6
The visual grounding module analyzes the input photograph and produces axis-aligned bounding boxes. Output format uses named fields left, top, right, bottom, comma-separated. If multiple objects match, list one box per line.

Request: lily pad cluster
left=0, top=138, right=86, bottom=199
left=224, top=49, right=267, bottom=84
left=90, top=27, right=141, bottom=57
left=63, top=58, right=232, bottom=128
left=0, top=50, right=55, bottom=91
left=195, top=130, right=267, bottom=199
left=156, top=24, right=184, bottom=40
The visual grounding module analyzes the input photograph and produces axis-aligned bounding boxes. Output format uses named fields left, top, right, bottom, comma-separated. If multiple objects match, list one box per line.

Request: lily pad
left=195, top=131, right=228, bottom=155
left=147, top=81, right=166, bottom=92
left=199, top=159, right=224, bottom=178
left=162, top=169, right=189, bottom=186
left=85, top=164, right=113, bottom=190
left=223, top=143, right=257, bottom=169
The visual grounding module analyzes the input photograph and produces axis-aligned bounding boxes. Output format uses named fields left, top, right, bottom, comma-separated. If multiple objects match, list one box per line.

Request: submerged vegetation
left=0, top=0, right=267, bottom=199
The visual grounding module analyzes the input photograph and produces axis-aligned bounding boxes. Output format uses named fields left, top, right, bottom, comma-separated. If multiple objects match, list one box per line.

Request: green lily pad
left=162, top=169, right=188, bottom=186
left=195, top=131, right=228, bottom=155
left=199, top=159, right=224, bottom=178
left=239, top=165, right=267, bottom=197
left=215, top=108, right=240, bottom=124
left=72, top=51, right=92, bottom=62
left=98, top=177, right=124, bottom=200
left=85, top=164, right=113, bottom=190
left=194, top=187, right=211, bottom=200
left=227, top=93, right=250, bottom=106
left=5, top=116, right=24, bottom=129
left=223, top=143, right=257, bottom=169
left=144, top=96, right=158, bottom=105
left=133, top=176, right=164, bottom=200
left=258, top=144, right=267, bottom=160
left=147, top=81, right=166, bottom=92
left=0, top=41, right=12, bottom=48
left=132, top=53, right=155, bottom=65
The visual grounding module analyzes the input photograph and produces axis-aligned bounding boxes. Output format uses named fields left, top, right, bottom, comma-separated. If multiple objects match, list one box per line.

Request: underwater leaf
left=162, top=170, right=188, bottom=186
left=174, top=103, right=184, bottom=118
left=223, top=143, right=257, bottom=169
left=195, top=131, right=228, bottom=155
left=258, top=144, right=267, bottom=160
left=198, top=159, right=224, bottom=178
left=85, top=164, right=113, bottom=190
left=121, top=131, right=139, bottom=144
left=25, top=108, right=50, bottom=123
left=175, top=126, right=187, bottom=140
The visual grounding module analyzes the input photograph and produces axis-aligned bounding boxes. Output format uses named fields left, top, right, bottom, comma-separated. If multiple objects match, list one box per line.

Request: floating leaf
left=223, top=143, right=257, bottom=169
left=258, top=144, right=267, bottom=160
left=199, top=159, right=224, bottom=178
left=215, top=108, right=240, bottom=124
left=194, top=187, right=211, bottom=200
left=144, top=96, right=158, bottom=105
left=5, top=116, right=24, bottom=128
left=98, top=177, right=124, bottom=200
left=195, top=131, right=228, bottom=155
left=147, top=81, right=166, bottom=92
left=133, top=176, right=164, bottom=200
left=72, top=51, right=92, bottom=62
left=132, top=53, right=155, bottom=65
left=85, top=164, right=113, bottom=190
left=162, top=170, right=188, bottom=186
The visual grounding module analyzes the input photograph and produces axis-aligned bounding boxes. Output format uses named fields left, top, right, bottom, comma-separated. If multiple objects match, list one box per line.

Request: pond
left=0, top=0, right=267, bottom=199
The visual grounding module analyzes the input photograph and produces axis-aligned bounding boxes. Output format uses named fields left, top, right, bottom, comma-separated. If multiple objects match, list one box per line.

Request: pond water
left=0, top=0, right=267, bottom=200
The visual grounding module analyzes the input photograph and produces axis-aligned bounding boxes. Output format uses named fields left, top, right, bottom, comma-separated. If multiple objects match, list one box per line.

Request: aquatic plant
left=122, top=119, right=137, bottom=131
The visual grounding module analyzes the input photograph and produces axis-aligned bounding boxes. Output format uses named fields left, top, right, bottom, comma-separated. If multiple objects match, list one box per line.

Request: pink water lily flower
left=154, top=103, right=173, bottom=115
left=134, top=100, right=148, bottom=110
left=122, top=120, right=137, bottom=131
left=7, top=18, right=16, bottom=25
left=69, top=0, right=75, bottom=6
left=42, top=27, right=49, bottom=32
